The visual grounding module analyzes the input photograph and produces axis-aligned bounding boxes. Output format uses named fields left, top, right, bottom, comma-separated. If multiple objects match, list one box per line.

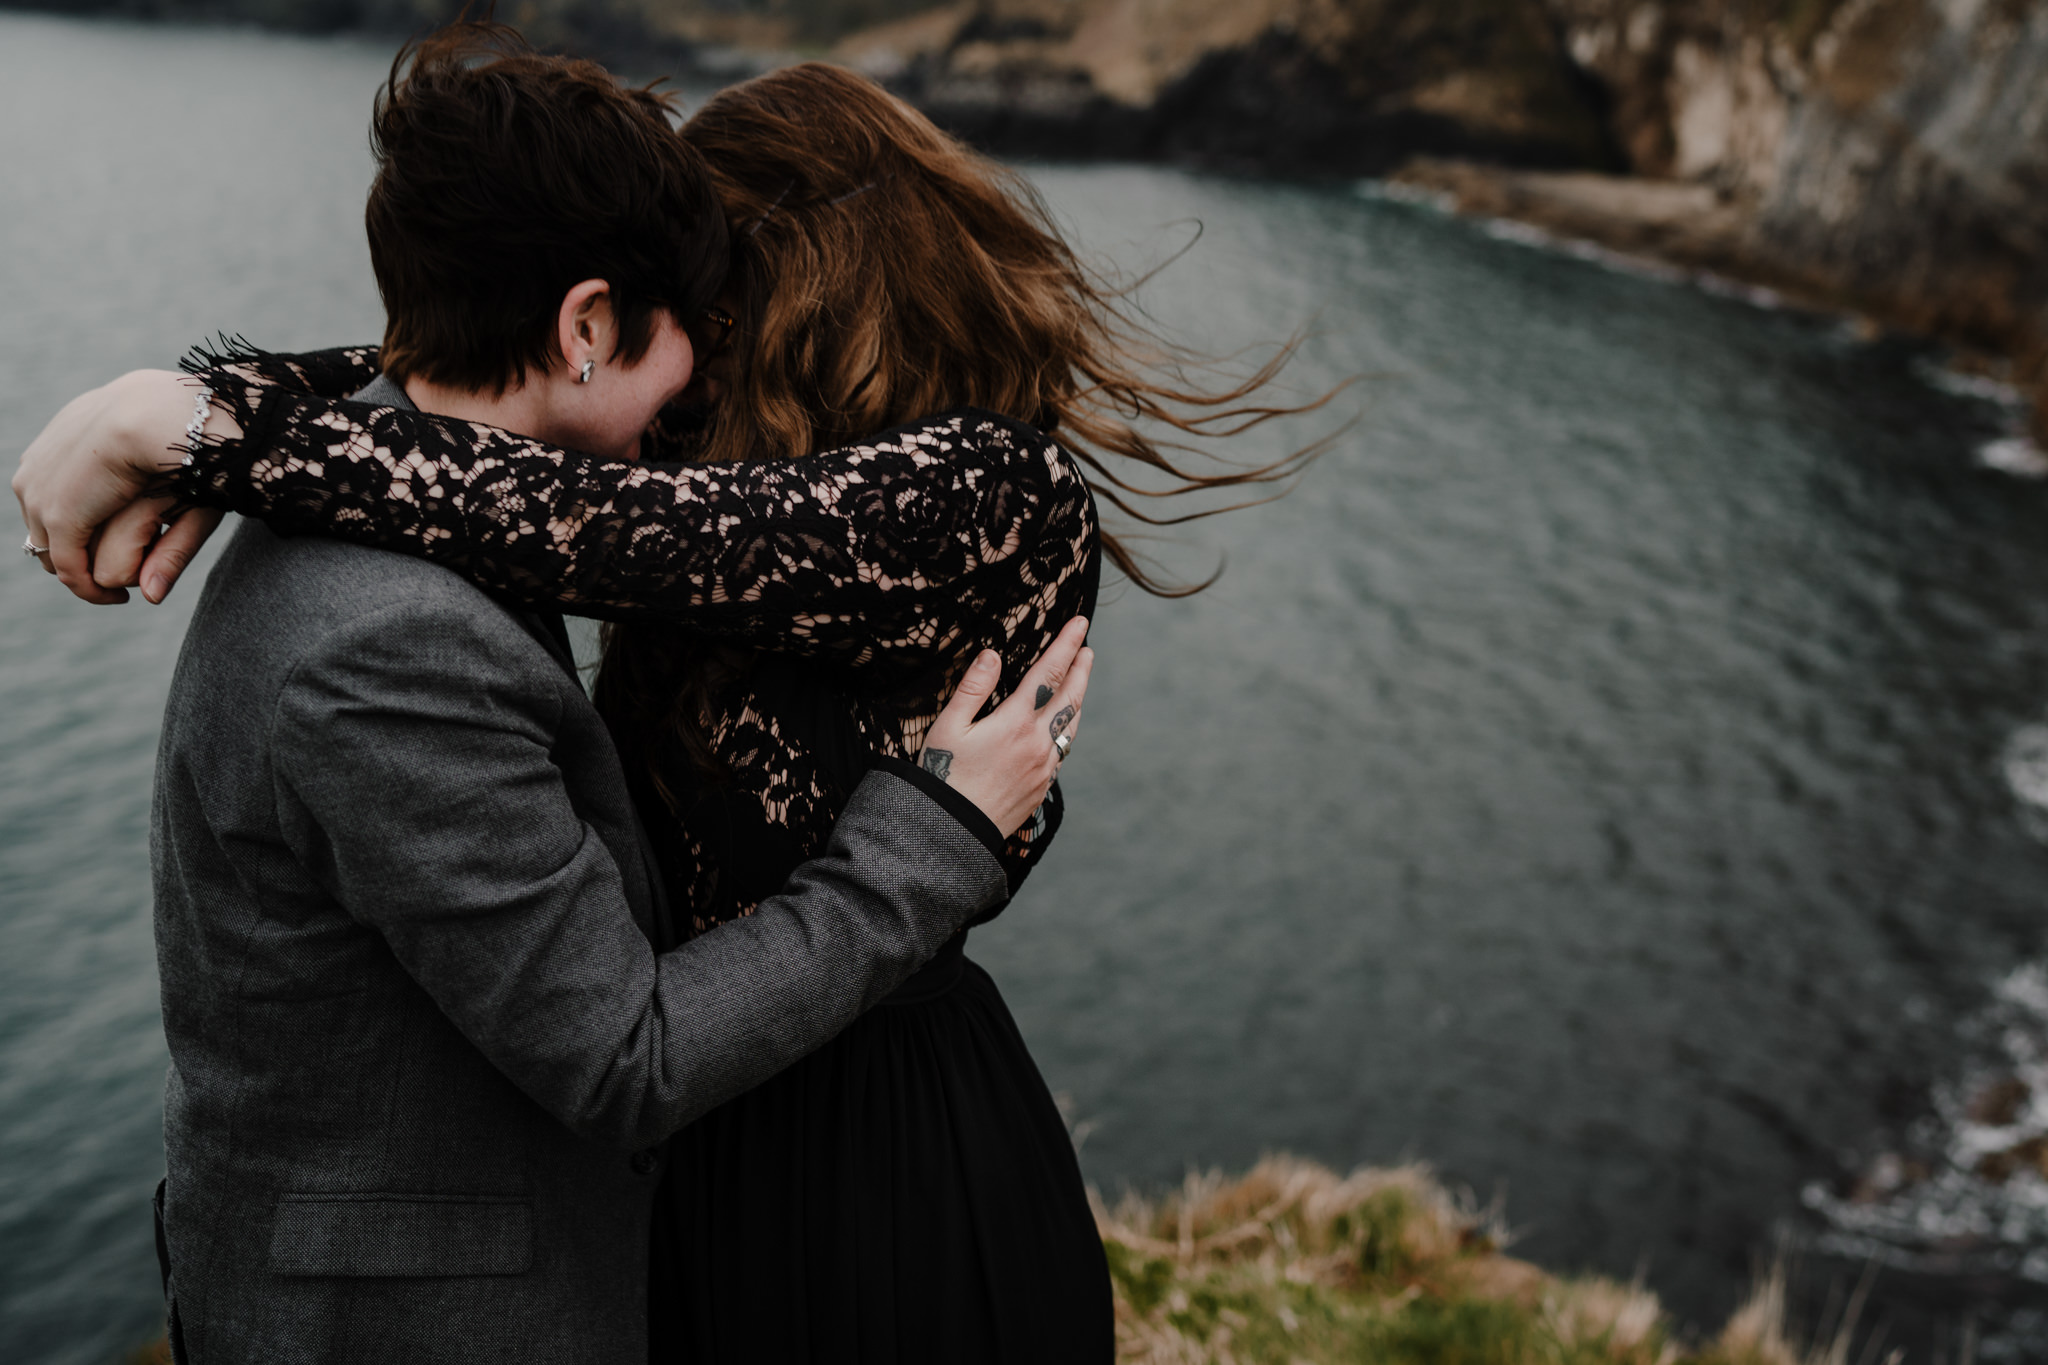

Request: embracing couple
left=16, top=22, right=1317, bottom=1364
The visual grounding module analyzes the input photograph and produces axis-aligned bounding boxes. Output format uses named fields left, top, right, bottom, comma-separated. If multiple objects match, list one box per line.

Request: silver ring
left=1053, top=734, right=1072, bottom=760
left=22, top=536, right=48, bottom=558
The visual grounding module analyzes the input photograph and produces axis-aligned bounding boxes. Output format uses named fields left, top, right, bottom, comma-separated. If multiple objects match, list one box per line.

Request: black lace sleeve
left=173, top=344, right=1096, bottom=693
left=188, top=342, right=384, bottom=402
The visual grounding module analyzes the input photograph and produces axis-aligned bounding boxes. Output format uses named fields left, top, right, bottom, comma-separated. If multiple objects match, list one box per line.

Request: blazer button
left=630, top=1149, right=660, bottom=1175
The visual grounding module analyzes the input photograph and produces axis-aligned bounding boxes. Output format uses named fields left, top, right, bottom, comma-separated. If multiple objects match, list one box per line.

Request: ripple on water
left=12, top=15, right=2048, bottom=1365
left=1803, top=960, right=2048, bottom=1358
left=2002, top=725, right=2048, bottom=834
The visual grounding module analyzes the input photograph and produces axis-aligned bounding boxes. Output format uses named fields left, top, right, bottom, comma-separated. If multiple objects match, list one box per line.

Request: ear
left=556, top=279, right=615, bottom=378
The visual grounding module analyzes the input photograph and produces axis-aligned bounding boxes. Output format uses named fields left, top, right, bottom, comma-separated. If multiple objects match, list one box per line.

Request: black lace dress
left=168, top=345, right=1113, bottom=1362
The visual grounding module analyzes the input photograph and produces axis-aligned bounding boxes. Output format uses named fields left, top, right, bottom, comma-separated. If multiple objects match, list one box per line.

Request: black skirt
left=649, top=936, right=1114, bottom=1362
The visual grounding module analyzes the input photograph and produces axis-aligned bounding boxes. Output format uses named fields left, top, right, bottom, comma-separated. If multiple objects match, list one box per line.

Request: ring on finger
left=22, top=536, right=49, bottom=558
left=1053, top=734, right=1072, bottom=760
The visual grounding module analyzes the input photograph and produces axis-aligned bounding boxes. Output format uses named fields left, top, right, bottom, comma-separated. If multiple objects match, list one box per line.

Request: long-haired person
left=13, top=30, right=1106, bottom=1365
left=18, top=50, right=1331, bottom=1364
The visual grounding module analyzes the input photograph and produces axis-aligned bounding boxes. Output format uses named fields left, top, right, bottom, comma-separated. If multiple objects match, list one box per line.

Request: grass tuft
left=120, top=1155, right=1908, bottom=1365
left=1096, top=1156, right=1890, bottom=1365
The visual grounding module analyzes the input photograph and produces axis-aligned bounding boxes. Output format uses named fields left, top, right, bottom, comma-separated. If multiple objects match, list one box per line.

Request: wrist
left=111, top=371, right=195, bottom=470
left=871, top=755, right=1007, bottom=868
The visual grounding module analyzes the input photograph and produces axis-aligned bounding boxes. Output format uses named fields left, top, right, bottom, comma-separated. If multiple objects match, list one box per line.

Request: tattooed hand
left=918, top=617, right=1092, bottom=838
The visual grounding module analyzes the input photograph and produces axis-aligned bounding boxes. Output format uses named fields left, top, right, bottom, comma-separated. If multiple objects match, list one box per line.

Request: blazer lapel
left=515, top=608, right=582, bottom=685
left=352, top=372, right=678, bottom=940
left=510, top=607, right=678, bottom=945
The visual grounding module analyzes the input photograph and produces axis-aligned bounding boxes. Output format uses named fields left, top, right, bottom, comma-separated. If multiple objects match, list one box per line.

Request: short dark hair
left=366, top=22, right=728, bottom=393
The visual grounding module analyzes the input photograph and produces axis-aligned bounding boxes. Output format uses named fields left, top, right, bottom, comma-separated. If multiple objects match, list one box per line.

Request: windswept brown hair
left=366, top=21, right=728, bottom=393
left=676, top=62, right=1338, bottom=593
left=601, top=62, right=1338, bottom=784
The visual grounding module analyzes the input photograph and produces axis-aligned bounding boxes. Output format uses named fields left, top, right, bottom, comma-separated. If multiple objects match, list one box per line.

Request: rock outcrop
left=833, top=0, right=1616, bottom=174
left=1534, top=0, right=2048, bottom=440
left=834, top=0, right=2048, bottom=440
left=12, top=0, right=2039, bottom=432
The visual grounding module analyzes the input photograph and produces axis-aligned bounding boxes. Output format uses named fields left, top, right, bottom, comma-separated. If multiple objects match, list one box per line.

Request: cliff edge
left=833, top=0, right=1616, bottom=174
left=833, top=0, right=2048, bottom=443
left=9, top=0, right=2038, bottom=435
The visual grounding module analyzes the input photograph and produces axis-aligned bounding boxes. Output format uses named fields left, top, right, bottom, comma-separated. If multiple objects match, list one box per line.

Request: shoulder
left=866, top=409, right=1093, bottom=520
left=897, top=407, right=1062, bottom=467
left=201, top=522, right=557, bottom=686
left=823, top=407, right=1051, bottom=468
left=952, top=409, right=1089, bottom=495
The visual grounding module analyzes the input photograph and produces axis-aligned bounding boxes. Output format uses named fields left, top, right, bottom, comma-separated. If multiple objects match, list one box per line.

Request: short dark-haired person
left=359, top=26, right=726, bottom=434
left=18, top=19, right=1335, bottom=1362
left=15, top=27, right=1091, bottom=1365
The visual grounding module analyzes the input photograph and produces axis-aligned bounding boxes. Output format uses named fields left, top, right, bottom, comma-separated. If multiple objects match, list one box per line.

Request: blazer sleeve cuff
left=870, top=755, right=1011, bottom=871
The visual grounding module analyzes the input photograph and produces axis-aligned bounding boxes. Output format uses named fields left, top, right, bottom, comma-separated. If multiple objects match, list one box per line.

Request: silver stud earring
left=578, top=360, right=595, bottom=384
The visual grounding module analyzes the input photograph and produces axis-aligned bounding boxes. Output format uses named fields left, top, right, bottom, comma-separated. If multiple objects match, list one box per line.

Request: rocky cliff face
left=16, top=0, right=2036, bottom=429
left=834, top=0, right=2048, bottom=437
left=834, top=0, right=1616, bottom=173
left=1755, top=2, right=2046, bottom=391
left=1541, top=0, right=2048, bottom=432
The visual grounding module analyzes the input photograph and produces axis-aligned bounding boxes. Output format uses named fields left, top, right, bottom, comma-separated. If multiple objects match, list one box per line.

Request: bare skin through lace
left=172, top=344, right=1099, bottom=932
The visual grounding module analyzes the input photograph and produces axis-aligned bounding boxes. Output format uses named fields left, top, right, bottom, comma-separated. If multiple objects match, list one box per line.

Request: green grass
left=1097, top=1157, right=1858, bottom=1365
left=122, top=1155, right=1878, bottom=1365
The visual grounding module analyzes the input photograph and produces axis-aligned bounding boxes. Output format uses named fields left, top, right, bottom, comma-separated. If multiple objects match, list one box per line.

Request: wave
left=1803, top=962, right=2048, bottom=1289
left=1915, top=358, right=2030, bottom=409
left=1353, top=179, right=1455, bottom=213
left=1356, top=179, right=1792, bottom=310
left=1979, top=437, right=2048, bottom=479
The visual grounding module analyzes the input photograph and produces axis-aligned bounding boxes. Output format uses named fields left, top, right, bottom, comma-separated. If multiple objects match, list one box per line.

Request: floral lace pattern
left=174, top=344, right=1099, bottom=932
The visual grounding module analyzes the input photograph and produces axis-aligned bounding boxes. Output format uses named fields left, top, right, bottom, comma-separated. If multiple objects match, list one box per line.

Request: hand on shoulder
left=920, top=616, right=1092, bottom=838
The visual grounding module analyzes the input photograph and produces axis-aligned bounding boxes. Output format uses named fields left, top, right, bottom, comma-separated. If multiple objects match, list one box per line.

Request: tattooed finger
left=1034, top=684, right=1054, bottom=711
left=1049, top=704, right=1076, bottom=740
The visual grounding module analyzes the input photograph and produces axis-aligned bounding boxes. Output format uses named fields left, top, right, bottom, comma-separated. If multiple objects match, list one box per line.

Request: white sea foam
left=2003, top=725, right=2048, bottom=823
left=1466, top=211, right=1784, bottom=303
left=1980, top=437, right=2048, bottom=479
left=1916, top=358, right=2028, bottom=408
left=1695, top=273, right=1786, bottom=310
left=1478, top=216, right=1556, bottom=249
left=1355, top=177, right=1798, bottom=309
left=1354, top=179, right=1456, bottom=213
left=1805, top=961, right=2048, bottom=1282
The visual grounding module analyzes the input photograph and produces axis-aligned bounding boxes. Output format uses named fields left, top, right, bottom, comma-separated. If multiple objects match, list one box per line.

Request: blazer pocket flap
left=269, top=1194, right=532, bottom=1278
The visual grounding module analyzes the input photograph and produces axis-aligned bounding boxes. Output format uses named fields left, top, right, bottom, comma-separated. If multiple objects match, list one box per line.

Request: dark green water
left=6, top=12, right=2048, bottom=1362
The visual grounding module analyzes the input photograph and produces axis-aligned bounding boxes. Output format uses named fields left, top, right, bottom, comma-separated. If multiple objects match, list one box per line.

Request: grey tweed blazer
left=152, top=505, right=1006, bottom=1363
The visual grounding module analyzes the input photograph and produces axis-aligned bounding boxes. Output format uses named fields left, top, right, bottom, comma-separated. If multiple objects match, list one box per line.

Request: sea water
left=4, top=12, right=2047, bottom=1361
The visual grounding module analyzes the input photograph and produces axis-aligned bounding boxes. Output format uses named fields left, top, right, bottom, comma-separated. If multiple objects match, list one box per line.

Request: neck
left=402, top=375, right=551, bottom=437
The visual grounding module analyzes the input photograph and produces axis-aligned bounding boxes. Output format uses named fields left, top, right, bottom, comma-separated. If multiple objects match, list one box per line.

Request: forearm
left=173, top=344, right=1087, bottom=657
left=575, top=768, right=1005, bottom=1147
left=277, top=604, right=1008, bottom=1149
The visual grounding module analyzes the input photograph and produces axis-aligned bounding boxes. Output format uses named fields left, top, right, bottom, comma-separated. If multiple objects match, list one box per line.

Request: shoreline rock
left=835, top=0, right=1616, bottom=177
left=8, top=0, right=2039, bottom=437
left=828, top=0, right=2048, bottom=444
left=1385, top=149, right=2046, bottom=446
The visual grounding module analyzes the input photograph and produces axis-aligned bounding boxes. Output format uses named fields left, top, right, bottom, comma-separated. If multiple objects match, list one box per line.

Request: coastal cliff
left=827, top=0, right=2048, bottom=443
left=832, top=0, right=1615, bottom=174
left=1515, top=0, right=2048, bottom=443
left=8, top=0, right=2041, bottom=431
